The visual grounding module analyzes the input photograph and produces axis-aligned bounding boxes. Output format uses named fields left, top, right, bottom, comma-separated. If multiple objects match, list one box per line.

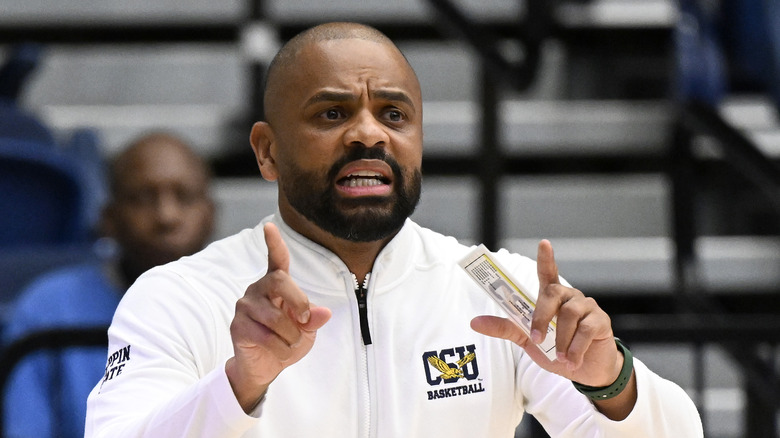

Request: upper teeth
left=347, top=170, right=382, bottom=178
left=345, top=178, right=381, bottom=187
left=344, top=171, right=384, bottom=187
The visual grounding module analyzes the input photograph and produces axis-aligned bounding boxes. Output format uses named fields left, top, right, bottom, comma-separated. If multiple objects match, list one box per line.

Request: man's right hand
left=226, top=222, right=331, bottom=412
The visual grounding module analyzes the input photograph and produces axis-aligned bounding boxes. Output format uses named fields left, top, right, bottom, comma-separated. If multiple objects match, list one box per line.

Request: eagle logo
left=427, top=352, right=476, bottom=380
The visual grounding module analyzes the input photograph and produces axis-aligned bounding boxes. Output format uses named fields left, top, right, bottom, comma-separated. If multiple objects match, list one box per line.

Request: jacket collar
left=258, top=213, right=418, bottom=295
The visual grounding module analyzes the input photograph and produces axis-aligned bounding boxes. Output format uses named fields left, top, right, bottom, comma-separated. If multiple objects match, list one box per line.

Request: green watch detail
left=572, top=337, right=633, bottom=401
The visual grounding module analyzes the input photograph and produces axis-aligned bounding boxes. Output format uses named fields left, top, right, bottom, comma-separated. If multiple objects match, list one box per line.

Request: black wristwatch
left=572, top=337, right=633, bottom=401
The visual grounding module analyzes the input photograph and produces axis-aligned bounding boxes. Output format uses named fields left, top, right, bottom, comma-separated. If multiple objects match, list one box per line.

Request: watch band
left=572, top=337, right=633, bottom=401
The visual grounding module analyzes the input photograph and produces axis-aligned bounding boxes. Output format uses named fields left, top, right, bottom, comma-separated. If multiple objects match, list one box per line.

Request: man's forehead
left=298, top=38, right=407, bottom=72
left=268, top=38, right=419, bottom=109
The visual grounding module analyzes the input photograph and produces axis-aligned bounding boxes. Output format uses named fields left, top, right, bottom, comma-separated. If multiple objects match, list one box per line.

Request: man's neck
left=277, top=209, right=397, bottom=284
left=327, top=238, right=389, bottom=285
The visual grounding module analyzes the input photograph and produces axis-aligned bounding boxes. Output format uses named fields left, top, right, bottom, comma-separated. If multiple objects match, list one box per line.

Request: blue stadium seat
left=0, top=43, right=56, bottom=145
left=0, top=138, right=105, bottom=331
left=0, top=139, right=93, bottom=247
left=0, top=99, right=56, bottom=146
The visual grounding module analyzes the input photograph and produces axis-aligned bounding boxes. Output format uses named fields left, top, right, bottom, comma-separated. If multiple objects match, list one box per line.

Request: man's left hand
left=471, top=239, right=621, bottom=388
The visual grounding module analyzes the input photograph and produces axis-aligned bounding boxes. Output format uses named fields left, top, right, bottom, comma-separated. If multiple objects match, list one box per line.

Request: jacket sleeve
left=515, top=347, right=703, bottom=437
left=591, top=359, right=704, bottom=436
left=83, top=270, right=259, bottom=437
left=497, top=250, right=703, bottom=437
left=520, top=356, right=703, bottom=437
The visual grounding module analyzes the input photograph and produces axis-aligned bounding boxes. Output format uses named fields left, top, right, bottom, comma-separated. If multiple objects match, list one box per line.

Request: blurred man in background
left=2, top=132, right=215, bottom=438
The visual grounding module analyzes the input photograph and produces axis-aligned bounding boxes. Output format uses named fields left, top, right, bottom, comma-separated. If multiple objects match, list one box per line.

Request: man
left=85, top=23, right=702, bottom=437
left=101, top=132, right=216, bottom=285
left=3, top=132, right=215, bottom=438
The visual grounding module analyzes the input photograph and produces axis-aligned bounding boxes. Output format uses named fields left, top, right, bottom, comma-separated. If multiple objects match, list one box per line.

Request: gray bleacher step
left=555, top=0, right=677, bottom=28
left=211, top=178, right=279, bottom=240
left=500, top=173, right=670, bottom=238
left=23, top=44, right=245, bottom=107
left=718, top=96, right=780, bottom=158
left=39, top=103, right=238, bottom=159
left=0, top=0, right=244, bottom=25
left=423, top=99, right=672, bottom=156
left=266, top=0, right=522, bottom=24
left=502, top=235, right=780, bottom=294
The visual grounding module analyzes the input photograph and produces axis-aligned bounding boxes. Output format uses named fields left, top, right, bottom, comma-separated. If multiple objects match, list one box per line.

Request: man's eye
left=386, top=109, right=404, bottom=122
left=323, top=109, right=342, bottom=120
left=122, top=191, right=156, bottom=207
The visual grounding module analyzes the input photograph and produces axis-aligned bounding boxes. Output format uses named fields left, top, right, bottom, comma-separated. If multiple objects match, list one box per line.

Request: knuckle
left=602, top=312, right=612, bottom=328
left=538, top=284, right=557, bottom=299
left=255, top=326, right=278, bottom=345
left=229, top=317, right=243, bottom=336
left=578, top=319, right=600, bottom=337
left=234, top=297, right=252, bottom=314
left=558, top=293, right=591, bottom=313
left=261, top=305, right=285, bottom=328
left=265, top=271, right=286, bottom=290
left=558, top=300, right=583, bottom=319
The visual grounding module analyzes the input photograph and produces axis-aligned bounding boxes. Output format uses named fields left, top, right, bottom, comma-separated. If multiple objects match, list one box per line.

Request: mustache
left=326, top=146, right=402, bottom=182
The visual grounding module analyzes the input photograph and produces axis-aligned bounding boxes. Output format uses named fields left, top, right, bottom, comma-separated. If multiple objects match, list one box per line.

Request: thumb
left=301, top=306, right=332, bottom=332
left=264, top=222, right=290, bottom=274
left=537, top=239, right=560, bottom=288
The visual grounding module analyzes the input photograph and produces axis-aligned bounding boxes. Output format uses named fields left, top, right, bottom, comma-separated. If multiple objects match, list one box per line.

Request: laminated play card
left=460, top=245, right=557, bottom=361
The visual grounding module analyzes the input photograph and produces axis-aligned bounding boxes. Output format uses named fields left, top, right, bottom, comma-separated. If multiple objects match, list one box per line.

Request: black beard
left=281, top=147, right=421, bottom=242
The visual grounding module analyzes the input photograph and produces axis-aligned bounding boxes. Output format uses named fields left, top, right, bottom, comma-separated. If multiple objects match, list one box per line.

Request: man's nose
left=154, top=192, right=183, bottom=226
left=343, top=110, right=390, bottom=148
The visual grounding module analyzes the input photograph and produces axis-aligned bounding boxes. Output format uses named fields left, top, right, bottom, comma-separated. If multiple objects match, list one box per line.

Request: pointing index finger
left=264, top=222, right=290, bottom=274
left=537, top=239, right=560, bottom=288
left=262, top=222, right=309, bottom=324
left=530, top=239, right=561, bottom=346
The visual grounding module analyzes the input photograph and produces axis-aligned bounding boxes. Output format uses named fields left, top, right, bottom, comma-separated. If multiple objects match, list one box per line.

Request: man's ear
left=250, top=121, right=279, bottom=181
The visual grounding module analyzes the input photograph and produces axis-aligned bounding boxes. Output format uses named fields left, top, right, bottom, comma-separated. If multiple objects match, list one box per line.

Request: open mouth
left=338, top=170, right=391, bottom=187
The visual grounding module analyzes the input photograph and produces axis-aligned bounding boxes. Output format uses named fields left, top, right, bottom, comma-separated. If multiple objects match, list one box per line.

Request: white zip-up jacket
left=85, top=215, right=703, bottom=437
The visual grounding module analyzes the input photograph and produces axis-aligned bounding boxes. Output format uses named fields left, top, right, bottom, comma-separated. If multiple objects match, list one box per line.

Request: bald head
left=269, top=22, right=394, bottom=70
left=263, top=22, right=417, bottom=125
left=108, top=133, right=209, bottom=196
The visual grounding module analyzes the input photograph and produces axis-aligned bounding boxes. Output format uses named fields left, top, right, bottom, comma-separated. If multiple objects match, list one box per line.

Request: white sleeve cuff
left=210, top=360, right=264, bottom=425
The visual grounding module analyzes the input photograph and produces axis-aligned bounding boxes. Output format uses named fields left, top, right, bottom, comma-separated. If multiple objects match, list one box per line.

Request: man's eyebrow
left=372, top=89, right=414, bottom=108
left=304, top=89, right=415, bottom=108
left=304, top=91, right=356, bottom=106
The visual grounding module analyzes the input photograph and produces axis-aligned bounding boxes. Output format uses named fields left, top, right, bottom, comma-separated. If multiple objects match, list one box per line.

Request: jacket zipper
left=351, top=273, right=374, bottom=437
left=352, top=272, right=372, bottom=345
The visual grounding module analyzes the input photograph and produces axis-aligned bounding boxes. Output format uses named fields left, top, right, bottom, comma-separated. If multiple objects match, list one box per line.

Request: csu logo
left=422, top=344, right=479, bottom=385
